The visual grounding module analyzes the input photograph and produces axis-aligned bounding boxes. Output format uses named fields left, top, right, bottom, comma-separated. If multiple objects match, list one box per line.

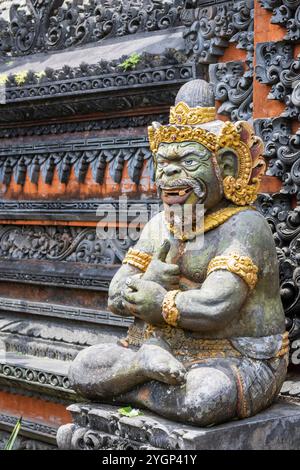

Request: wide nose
left=164, top=164, right=181, bottom=177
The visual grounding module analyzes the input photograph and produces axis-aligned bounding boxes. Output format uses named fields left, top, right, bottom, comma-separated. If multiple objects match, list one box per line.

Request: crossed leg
left=115, top=364, right=238, bottom=426
left=68, top=341, right=186, bottom=399
left=69, top=341, right=238, bottom=426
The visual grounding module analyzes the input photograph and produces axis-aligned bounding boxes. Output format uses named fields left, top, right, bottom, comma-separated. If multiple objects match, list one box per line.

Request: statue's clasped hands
left=121, top=240, right=180, bottom=324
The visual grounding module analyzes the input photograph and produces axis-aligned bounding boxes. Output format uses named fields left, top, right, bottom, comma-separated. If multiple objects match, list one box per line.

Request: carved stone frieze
left=182, top=0, right=254, bottom=64
left=0, top=430, right=56, bottom=450
left=0, top=113, right=169, bottom=139
left=0, top=362, right=72, bottom=394
left=255, top=42, right=300, bottom=119
left=0, top=199, right=159, bottom=221
left=0, top=0, right=183, bottom=57
left=0, top=54, right=197, bottom=123
left=0, top=88, right=180, bottom=124
left=256, top=193, right=300, bottom=349
left=0, top=311, right=130, bottom=361
left=254, top=118, right=300, bottom=196
left=209, top=60, right=253, bottom=121
left=2, top=51, right=192, bottom=103
left=0, top=413, right=57, bottom=446
left=0, top=225, right=133, bottom=264
left=0, top=296, right=132, bottom=327
left=259, top=0, right=300, bottom=41
left=0, top=135, right=154, bottom=187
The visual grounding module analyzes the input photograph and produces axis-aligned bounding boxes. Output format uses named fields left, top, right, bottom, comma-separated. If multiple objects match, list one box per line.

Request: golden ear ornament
left=217, top=121, right=266, bottom=206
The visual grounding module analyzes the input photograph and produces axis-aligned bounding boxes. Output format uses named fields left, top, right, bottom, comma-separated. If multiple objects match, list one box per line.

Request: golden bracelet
left=207, top=253, right=258, bottom=290
left=122, top=248, right=152, bottom=272
left=162, top=290, right=181, bottom=327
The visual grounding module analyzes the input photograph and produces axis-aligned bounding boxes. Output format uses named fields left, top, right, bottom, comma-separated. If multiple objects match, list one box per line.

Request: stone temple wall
left=0, top=0, right=299, bottom=448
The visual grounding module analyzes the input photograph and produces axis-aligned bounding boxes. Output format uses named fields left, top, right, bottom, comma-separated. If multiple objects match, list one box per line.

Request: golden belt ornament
left=125, top=324, right=289, bottom=362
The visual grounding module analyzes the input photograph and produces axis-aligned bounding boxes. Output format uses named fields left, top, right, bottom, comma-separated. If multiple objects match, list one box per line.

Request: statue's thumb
left=154, top=239, right=171, bottom=262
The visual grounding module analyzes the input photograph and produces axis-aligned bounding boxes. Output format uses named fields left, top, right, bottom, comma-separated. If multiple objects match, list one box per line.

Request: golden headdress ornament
left=148, top=80, right=266, bottom=206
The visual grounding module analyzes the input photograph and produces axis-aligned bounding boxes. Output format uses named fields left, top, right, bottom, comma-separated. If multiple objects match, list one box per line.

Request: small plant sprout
left=119, top=53, right=141, bottom=71
left=118, top=406, right=143, bottom=417
left=14, top=71, right=28, bottom=86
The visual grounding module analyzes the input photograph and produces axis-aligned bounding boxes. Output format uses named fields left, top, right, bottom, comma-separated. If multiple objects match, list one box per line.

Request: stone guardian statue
left=69, top=79, right=288, bottom=426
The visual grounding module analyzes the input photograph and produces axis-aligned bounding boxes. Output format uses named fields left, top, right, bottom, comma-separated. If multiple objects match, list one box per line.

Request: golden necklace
left=166, top=206, right=255, bottom=242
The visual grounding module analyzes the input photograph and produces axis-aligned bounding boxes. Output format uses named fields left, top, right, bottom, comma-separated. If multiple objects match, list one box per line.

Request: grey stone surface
left=57, top=400, right=300, bottom=450
left=1, top=27, right=184, bottom=75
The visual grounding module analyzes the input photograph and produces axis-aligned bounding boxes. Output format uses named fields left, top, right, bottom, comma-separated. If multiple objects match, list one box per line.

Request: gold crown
left=169, top=101, right=216, bottom=126
left=148, top=125, right=217, bottom=154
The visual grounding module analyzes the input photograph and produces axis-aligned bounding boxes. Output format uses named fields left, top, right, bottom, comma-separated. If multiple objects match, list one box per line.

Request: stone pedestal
left=57, top=399, right=300, bottom=450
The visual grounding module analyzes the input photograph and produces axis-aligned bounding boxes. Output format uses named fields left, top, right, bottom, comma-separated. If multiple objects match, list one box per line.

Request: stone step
left=0, top=350, right=74, bottom=399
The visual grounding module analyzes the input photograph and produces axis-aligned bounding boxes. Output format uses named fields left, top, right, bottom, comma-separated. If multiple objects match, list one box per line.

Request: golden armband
left=207, top=254, right=258, bottom=290
left=162, top=290, right=181, bottom=327
left=122, top=248, right=152, bottom=272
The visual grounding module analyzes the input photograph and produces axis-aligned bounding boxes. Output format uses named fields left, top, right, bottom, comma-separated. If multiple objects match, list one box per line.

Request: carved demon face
left=155, top=141, right=227, bottom=211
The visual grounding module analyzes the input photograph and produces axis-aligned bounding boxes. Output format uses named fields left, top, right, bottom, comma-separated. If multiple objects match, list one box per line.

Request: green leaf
left=4, top=417, right=22, bottom=450
left=118, top=406, right=143, bottom=417
left=119, top=53, right=141, bottom=71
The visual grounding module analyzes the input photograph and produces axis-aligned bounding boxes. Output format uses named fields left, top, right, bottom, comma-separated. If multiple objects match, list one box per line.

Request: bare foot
left=136, top=343, right=186, bottom=385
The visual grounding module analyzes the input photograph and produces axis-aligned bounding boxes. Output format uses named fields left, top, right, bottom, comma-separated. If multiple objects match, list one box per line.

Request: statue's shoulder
left=221, top=208, right=271, bottom=235
left=218, top=208, right=275, bottom=257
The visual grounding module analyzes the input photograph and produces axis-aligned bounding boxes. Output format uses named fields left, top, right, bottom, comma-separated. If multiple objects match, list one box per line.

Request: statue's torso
left=137, top=209, right=285, bottom=339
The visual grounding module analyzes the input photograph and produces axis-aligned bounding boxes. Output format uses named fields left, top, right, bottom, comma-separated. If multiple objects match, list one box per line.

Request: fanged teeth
left=179, top=190, right=187, bottom=196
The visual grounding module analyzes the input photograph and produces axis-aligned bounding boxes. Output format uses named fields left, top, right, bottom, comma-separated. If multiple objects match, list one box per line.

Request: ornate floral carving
left=254, top=118, right=300, bottom=197
left=182, top=0, right=254, bottom=64
left=202, top=0, right=254, bottom=122
left=256, top=193, right=300, bottom=348
left=0, top=225, right=133, bottom=264
left=255, top=41, right=294, bottom=88
left=259, top=0, right=300, bottom=41
left=0, top=52, right=196, bottom=123
left=255, top=42, right=300, bottom=119
left=0, top=0, right=183, bottom=57
left=209, top=61, right=253, bottom=121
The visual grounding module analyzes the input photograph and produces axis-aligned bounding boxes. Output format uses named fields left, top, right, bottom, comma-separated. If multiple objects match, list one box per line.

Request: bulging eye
left=183, top=159, right=198, bottom=167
